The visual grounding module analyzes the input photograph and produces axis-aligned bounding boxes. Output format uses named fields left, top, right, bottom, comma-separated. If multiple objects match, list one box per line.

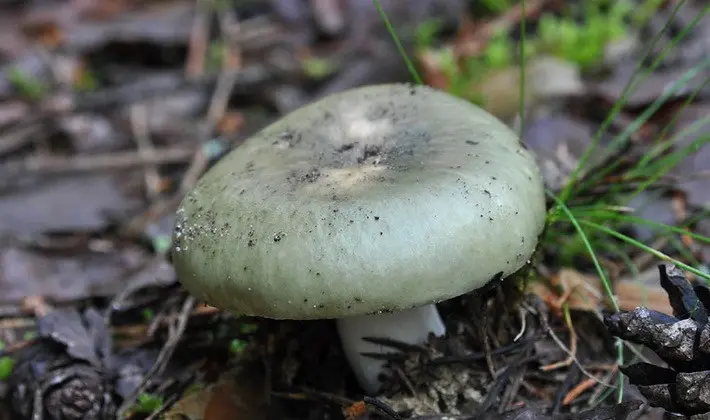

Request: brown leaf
left=615, top=281, right=673, bottom=315
left=0, top=244, right=175, bottom=305
left=527, top=269, right=602, bottom=312
left=166, top=369, right=267, bottom=420
left=0, top=174, right=142, bottom=236
left=528, top=269, right=673, bottom=315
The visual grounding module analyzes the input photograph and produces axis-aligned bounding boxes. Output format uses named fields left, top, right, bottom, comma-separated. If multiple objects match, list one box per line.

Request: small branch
left=1, top=146, right=195, bottom=178
left=130, top=103, right=162, bottom=200
left=185, top=0, right=213, bottom=78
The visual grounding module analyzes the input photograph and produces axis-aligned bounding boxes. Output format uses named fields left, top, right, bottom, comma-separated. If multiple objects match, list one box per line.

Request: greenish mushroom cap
left=171, top=83, right=546, bottom=320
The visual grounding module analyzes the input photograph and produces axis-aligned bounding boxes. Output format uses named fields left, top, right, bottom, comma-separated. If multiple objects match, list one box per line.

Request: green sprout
left=229, top=338, right=248, bottom=354
left=7, top=68, right=47, bottom=100
left=0, top=357, right=15, bottom=380
left=415, top=19, right=445, bottom=50
left=142, top=308, right=155, bottom=322
left=73, top=69, right=100, bottom=92
left=302, top=57, right=337, bottom=79
left=152, top=235, right=172, bottom=255
left=480, top=0, right=512, bottom=14
left=134, top=392, right=164, bottom=413
left=482, top=29, right=515, bottom=70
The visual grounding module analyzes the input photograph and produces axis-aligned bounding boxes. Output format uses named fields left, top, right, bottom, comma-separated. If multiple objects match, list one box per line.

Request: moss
left=413, top=0, right=664, bottom=110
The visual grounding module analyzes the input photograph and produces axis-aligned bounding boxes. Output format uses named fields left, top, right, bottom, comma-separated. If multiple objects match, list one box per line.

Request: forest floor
left=0, top=1, right=709, bottom=419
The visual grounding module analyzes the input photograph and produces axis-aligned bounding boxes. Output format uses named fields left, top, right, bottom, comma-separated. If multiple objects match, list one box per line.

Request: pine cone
left=604, top=264, right=710, bottom=418
left=6, top=308, right=116, bottom=419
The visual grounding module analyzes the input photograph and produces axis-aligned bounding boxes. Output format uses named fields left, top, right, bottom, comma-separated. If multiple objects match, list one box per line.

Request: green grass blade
left=547, top=191, right=617, bottom=310
left=545, top=191, right=625, bottom=402
left=573, top=213, right=710, bottom=245
left=519, top=0, right=527, bottom=137
left=575, top=59, right=710, bottom=197
left=627, top=110, right=710, bottom=176
left=579, top=220, right=710, bottom=282
left=626, top=131, right=710, bottom=201
left=632, top=81, right=709, bottom=172
left=372, top=0, right=423, bottom=85
left=559, top=0, right=702, bottom=203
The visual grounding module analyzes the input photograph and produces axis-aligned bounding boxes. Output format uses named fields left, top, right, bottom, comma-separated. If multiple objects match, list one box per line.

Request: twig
left=563, top=377, right=600, bottom=406
left=481, top=309, right=497, bottom=378
left=1, top=146, right=195, bottom=177
left=204, top=7, right=243, bottom=128
left=271, top=389, right=356, bottom=406
left=130, top=103, right=162, bottom=200
left=0, top=124, right=43, bottom=156
left=175, top=6, right=244, bottom=196
left=522, top=298, right=615, bottom=388
left=116, top=296, right=195, bottom=419
left=363, top=396, right=403, bottom=420
left=185, top=0, right=213, bottom=78
left=540, top=307, right=577, bottom=371
left=588, top=364, right=620, bottom=406
left=427, top=338, right=533, bottom=365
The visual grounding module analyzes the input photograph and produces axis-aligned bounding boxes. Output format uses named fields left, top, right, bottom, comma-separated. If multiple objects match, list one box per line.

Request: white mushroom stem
left=335, top=303, right=446, bottom=394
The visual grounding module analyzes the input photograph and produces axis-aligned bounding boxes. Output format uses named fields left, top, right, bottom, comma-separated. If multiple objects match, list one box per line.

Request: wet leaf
left=0, top=174, right=142, bottom=236
left=36, top=308, right=108, bottom=367
left=6, top=308, right=117, bottom=419
left=666, top=103, right=710, bottom=209
left=58, top=0, right=195, bottom=52
left=628, top=192, right=677, bottom=243
left=165, top=369, right=267, bottom=420
left=591, top=63, right=709, bottom=108
left=0, top=243, right=174, bottom=305
left=523, top=115, right=607, bottom=190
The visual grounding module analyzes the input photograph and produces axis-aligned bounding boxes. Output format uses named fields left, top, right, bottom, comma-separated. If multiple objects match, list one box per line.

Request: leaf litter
left=0, top=0, right=708, bottom=419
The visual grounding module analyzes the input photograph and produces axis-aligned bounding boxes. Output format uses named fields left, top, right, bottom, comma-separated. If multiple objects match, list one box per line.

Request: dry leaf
left=528, top=268, right=673, bottom=315
left=165, top=368, right=266, bottom=420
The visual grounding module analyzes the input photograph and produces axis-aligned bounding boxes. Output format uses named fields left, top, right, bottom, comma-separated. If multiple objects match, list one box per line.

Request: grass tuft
left=373, top=0, right=710, bottom=405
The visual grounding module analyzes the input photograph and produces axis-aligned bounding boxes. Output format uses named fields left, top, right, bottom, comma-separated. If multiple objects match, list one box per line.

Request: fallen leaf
left=667, top=104, right=710, bottom=209
left=0, top=174, right=142, bottom=236
left=0, top=243, right=174, bottom=305
left=166, top=368, right=267, bottom=420
left=615, top=281, right=673, bottom=315
left=474, top=56, right=584, bottom=120
left=628, top=191, right=677, bottom=242
left=528, top=268, right=673, bottom=314
left=523, top=115, right=606, bottom=190
left=528, top=269, right=603, bottom=312
left=591, top=63, right=709, bottom=109
left=60, top=0, right=195, bottom=52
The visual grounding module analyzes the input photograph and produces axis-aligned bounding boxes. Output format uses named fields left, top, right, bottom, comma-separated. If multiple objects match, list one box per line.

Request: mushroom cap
left=171, top=83, right=546, bottom=320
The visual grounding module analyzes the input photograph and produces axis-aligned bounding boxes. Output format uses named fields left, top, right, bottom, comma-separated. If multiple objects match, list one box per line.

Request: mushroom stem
left=335, top=303, right=446, bottom=394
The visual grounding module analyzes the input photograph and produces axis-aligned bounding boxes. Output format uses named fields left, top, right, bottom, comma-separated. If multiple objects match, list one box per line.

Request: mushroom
left=171, top=83, right=546, bottom=394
